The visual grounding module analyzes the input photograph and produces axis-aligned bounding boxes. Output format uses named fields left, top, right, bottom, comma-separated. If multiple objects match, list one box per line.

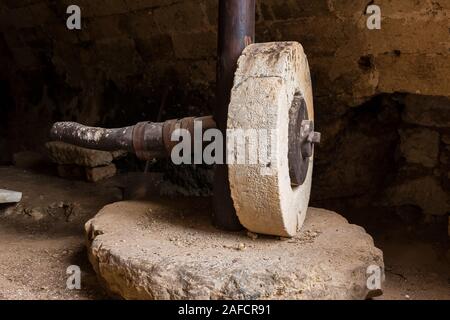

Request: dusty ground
left=0, top=166, right=122, bottom=299
left=339, top=206, right=450, bottom=300
left=0, top=166, right=448, bottom=300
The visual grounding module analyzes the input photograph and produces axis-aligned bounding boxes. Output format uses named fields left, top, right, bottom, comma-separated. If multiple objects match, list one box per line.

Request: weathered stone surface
left=399, top=128, right=440, bottom=168
left=385, top=177, right=450, bottom=216
left=111, top=150, right=127, bottom=159
left=313, top=126, right=398, bottom=201
left=85, top=199, right=384, bottom=300
left=85, top=164, right=117, bottom=182
left=403, top=95, right=450, bottom=128
left=46, top=141, right=124, bottom=168
left=228, top=42, right=314, bottom=237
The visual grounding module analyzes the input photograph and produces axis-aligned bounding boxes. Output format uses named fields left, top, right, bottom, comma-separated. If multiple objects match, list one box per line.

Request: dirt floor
left=0, top=166, right=448, bottom=300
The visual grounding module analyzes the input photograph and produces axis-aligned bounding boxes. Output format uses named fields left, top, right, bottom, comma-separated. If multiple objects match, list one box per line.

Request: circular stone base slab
left=85, top=198, right=384, bottom=300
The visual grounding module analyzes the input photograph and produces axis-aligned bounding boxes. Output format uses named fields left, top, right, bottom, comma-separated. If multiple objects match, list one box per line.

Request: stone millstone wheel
left=228, top=42, right=314, bottom=237
left=85, top=199, right=384, bottom=300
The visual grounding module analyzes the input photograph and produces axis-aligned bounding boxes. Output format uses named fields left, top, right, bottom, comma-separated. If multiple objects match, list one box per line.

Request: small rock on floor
left=46, top=141, right=125, bottom=168
left=0, top=189, right=22, bottom=204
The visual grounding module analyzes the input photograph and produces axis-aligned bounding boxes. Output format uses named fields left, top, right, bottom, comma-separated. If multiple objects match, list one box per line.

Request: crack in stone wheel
left=228, top=42, right=314, bottom=237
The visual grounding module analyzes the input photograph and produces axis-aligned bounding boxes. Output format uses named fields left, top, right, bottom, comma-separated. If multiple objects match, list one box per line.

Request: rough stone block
left=0, top=189, right=22, bottom=204
left=399, top=128, right=440, bottom=168
left=46, top=141, right=120, bottom=167
left=123, top=10, right=159, bottom=39
left=85, top=199, right=384, bottom=300
left=387, top=0, right=450, bottom=15
left=202, top=0, right=217, bottom=26
left=376, top=54, right=450, bottom=98
left=94, top=37, right=142, bottom=78
left=172, top=31, right=216, bottom=59
left=323, top=0, right=368, bottom=18
left=386, top=176, right=450, bottom=216
left=188, top=59, right=216, bottom=85
left=153, top=1, right=207, bottom=33
left=367, top=18, right=449, bottom=56
left=134, top=34, right=174, bottom=60
left=270, top=0, right=330, bottom=20
left=403, top=95, right=450, bottom=128
left=124, top=0, right=178, bottom=11
left=61, top=0, right=129, bottom=18
left=85, top=15, right=127, bottom=40
left=85, top=164, right=117, bottom=182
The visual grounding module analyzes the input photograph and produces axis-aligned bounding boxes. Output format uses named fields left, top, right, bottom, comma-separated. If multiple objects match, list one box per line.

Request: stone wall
left=0, top=0, right=449, bottom=221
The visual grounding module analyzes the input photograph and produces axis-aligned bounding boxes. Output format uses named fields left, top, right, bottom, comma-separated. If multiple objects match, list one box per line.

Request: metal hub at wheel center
left=288, top=93, right=321, bottom=187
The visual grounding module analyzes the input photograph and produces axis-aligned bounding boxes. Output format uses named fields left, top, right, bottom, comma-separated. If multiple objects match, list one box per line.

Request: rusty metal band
left=162, top=116, right=212, bottom=155
left=132, top=122, right=150, bottom=160
left=132, top=122, right=165, bottom=160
